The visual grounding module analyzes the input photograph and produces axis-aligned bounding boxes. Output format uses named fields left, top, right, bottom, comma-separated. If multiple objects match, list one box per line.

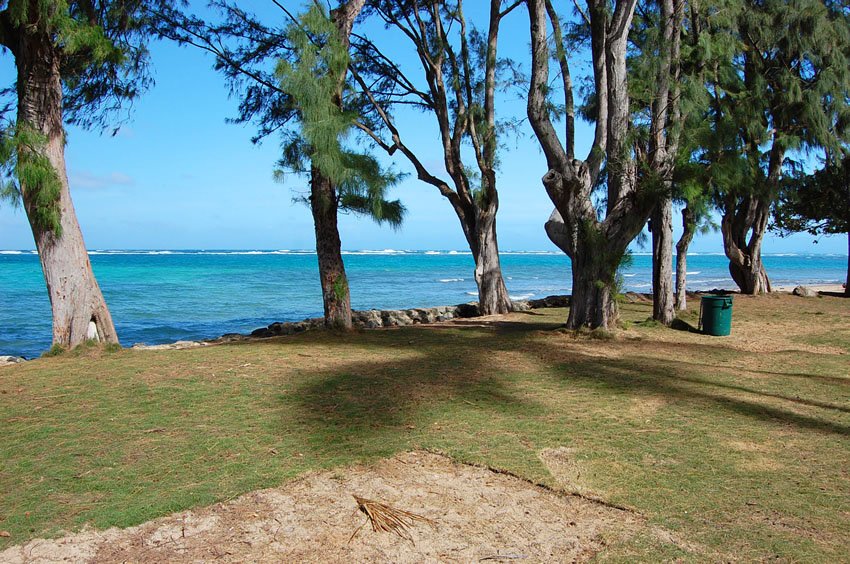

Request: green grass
left=1, top=294, right=848, bottom=560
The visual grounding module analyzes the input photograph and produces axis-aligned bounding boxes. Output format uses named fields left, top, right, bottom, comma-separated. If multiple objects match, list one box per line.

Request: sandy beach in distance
left=771, top=283, right=846, bottom=293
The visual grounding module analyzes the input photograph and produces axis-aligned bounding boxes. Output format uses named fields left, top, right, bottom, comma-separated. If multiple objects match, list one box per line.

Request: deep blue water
left=1, top=249, right=846, bottom=359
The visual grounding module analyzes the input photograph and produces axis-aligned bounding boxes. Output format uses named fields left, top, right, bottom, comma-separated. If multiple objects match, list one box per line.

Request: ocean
left=1, top=249, right=846, bottom=359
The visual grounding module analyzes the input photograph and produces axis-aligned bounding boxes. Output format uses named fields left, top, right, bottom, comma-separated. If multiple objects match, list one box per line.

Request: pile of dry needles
left=350, top=495, right=434, bottom=543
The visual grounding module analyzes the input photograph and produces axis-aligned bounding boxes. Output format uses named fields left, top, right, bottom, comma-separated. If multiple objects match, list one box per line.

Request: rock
left=414, top=308, right=438, bottom=324
left=0, top=355, right=26, bottom=366
left=528, top=295, right=570, bottom=309
left=354, top=310, right=383, bottom=329
left=792, top=285, right=817, bottom=297
left=455, top=302, right=480, bottom=318
left=250, top=327, right=275, bottom=338
left=512, top=301, right=531, bottom=312
left=131, top=341, right=206, bottom=351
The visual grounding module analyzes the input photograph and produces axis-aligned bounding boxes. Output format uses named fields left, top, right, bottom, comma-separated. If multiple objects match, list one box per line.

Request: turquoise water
left=1, top=249, right=846, bottom=359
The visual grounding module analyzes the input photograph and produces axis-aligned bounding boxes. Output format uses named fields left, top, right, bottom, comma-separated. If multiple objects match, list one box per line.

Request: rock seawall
left=240, top=295, right=572, bottom=339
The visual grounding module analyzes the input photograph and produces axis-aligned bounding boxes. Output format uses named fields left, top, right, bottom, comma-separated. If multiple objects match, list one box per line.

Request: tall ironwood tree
left=349, top=0, right=524, bottom=315
left=704, top=0, right=850, bottom=294
left=527, top=0, right=683, bottom=329
left=151, top=0, right=402, bottom=329
left=0, top=0, right=166, bottom=349
left=629, top=0, right=687, bottom=325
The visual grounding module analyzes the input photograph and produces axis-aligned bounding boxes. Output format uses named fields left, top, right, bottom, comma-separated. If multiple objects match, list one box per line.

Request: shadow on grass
left=264, top=318, right=850, bottom=462
left=553, top=356, right=850, bottom=437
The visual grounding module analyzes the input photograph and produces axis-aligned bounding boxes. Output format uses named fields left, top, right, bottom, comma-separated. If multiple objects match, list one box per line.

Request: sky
left=0, top=1, right=845, bottom=254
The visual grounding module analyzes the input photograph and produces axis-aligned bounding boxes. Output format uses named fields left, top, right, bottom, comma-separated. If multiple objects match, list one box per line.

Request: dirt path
left=1, top=451, right=661, bottom=563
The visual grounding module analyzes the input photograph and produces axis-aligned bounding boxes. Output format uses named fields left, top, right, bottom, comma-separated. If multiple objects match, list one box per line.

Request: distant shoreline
left=1, top=249, right=848, bottom=257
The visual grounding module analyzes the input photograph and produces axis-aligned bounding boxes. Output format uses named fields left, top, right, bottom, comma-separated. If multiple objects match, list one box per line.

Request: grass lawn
left=1, top=293, right=848, bottom=560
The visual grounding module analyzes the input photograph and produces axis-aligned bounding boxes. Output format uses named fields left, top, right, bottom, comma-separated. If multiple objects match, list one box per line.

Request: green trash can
left=700, top=295, right=733, bottom=336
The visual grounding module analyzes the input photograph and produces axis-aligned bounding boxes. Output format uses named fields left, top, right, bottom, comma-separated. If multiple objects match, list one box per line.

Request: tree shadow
left=274, top=326, right=543, bottom=455
left=242, top=316, right=850, bottom=454
left=627, top=340, right=850, bottom=387
left=552, top=356, right=850, bottom=437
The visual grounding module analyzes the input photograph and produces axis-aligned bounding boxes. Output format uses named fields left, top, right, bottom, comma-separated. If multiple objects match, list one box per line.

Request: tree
left=348, top=0, right=523, bottom=315
left=527, top=0, right=683, bottom=329
left=275, top=1, right=404, bottom=328
left=629, top=0, right=688, bottom=325
left=773, top=155, right=850, bottom=295
left=151, top=1, right=403, bottom=329
left=0, top=0, right=164, bottom=349
left=703, top=0, right=850, bottom=294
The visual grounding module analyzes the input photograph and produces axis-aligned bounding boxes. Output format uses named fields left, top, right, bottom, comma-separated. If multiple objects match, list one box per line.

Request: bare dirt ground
left=0, top=451, right=673, bottom=563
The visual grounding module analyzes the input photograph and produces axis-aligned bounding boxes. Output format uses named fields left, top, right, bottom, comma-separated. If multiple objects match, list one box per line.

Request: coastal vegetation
left=0, top=1, right=848, bottom=558
left=1, top=0, right=848, bottom=342
left=1, top=295, right=848, bottom=559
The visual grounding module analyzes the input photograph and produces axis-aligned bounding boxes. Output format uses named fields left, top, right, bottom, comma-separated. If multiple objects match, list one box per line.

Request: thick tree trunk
left=471, top=211, right=512, bottom=315
left=651, top=196, right=675, bottom=325
left=721, top=195, right=772, bottom=295
left=311, top=167, right=352, bottom=329
left=728, top=258, right=771, bottom=295
left=16, top=28, right=118, bottom=350
left=675, top=206, right=696, bottom=310
left=567, top=243, right=618, bottom=329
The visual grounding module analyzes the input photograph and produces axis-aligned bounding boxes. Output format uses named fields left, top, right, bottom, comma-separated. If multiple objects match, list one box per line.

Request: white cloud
left=70, top=171, right=135, bottom=190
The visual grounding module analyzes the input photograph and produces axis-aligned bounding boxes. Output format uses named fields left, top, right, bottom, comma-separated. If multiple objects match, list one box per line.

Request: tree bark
left=15, top=24, right=118, bottom=350
left=304, top=0, right=365, bottom=330
left=310, top=167, right=352, bottom=329
left=846, top=231, right=850, bottom=297
left=567, top=240, right=618, bottom=329
left=651, top=195, right=675, bottom=324
left=675, top=206, right=696, bottom=310
left=471, top=210, right=512, bottom=315
left=721, top=195, right=772, bottom=294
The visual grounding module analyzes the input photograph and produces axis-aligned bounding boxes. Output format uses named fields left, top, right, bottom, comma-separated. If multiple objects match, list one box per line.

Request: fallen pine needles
left=350, top=495, right=434, bottom=543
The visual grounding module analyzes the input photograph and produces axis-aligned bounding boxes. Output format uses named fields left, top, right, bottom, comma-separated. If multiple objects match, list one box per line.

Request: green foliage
left=275, top=4, right=405, bottom=228
left=2, top=0, right=166, bottom=130
left=773, top=154, right=850, bottom=237
left=692, top=0, right=850, bottom=203
left=42, top=343, right=67, bottom=357
left=0, top=124, right=62, bottom=235
left=332, top=273, right=348, bottom=303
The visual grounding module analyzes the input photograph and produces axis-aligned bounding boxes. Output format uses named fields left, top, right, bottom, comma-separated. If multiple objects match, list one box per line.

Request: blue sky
left=0, top=2, right=844, bottom=254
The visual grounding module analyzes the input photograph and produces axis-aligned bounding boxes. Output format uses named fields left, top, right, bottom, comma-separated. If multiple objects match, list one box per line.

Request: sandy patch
left=539, top=447, right=589, bottom=495
left=1, top=451, right=658, bottom=563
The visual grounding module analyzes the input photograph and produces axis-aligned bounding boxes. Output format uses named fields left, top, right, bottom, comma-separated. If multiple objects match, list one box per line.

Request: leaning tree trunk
left=721, top=195, right=772, bottom=295
left=16, top=29, right=118, bottom=349
left=728, top=256, right=771, bottom=294
left=310, top=167, right=352, bottom=329
left=651, top=196, right=675, bottom=325
left=471, top=210, right=512, bottom=315
left=674, top=206, right=696, bottom=310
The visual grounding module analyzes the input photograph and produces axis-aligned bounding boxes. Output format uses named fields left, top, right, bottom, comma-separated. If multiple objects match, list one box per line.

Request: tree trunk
left=15, top=28, right=118, bottom=350
left=721, top=195, right=772, bottom=295
left=651, top=196, right=675, bottom=324
left=844, top=230, right=849, bottom=296
left=675, top=206, right=696, bottom=310
left=472, top=211, right=512, bottom=315
left=728, top=258, right=771, bottom=294
left=311, top=167, right=352, bottom=329
left=567, top=242, right=618, bottom=329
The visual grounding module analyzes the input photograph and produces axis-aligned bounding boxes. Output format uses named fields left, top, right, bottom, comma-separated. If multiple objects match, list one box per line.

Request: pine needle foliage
left=0, top=124, right=62, bottom=234
left=275, top=5, right=405, bottom=228
left=1, top=0, right=171, bottom=131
